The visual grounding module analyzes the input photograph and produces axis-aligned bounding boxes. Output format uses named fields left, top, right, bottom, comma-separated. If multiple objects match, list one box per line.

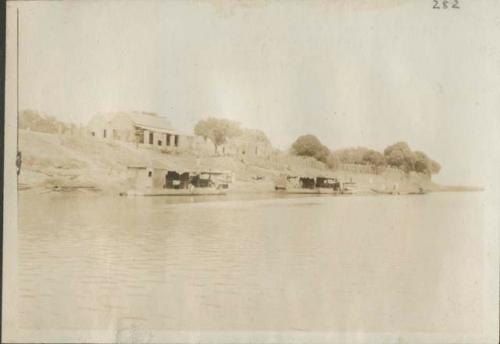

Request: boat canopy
left=315, top=177, right=341, bottom=189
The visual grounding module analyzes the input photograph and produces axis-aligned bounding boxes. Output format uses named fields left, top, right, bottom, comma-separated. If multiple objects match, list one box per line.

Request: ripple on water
left=17, top=192, right=486, bottom=332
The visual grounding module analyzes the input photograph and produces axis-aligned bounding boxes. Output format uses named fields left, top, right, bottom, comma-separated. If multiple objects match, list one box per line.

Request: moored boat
left=371, top=187, right=427, bottom=196
left=408, top=187, right=428, bottom=195
left=274, top=174, right=344, bottom=195
left=121, top=166, right=233, bottom=196
left=371, top=188, right=398, bottom=195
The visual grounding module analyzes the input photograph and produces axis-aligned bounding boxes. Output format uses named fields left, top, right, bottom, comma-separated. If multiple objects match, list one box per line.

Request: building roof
left=94, top=111, right=174, bottom=131
left=128, top=112, right=173, bottom=131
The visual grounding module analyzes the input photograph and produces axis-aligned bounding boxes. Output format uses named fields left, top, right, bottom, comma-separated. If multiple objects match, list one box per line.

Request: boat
left=316, top=177, right=343, bottom=194
left=371, top=188, right=399, bottom=195
left=275, top=175, right=319, bottom=194
left=408, top=187, right=428, bottom=195
left=274, top=174, right=345, bottom=195
left=340, top=180, right=358, bottom=195
left=121, top=166, right=233, bottom=196
left=371, top=187, right=427, bottom=196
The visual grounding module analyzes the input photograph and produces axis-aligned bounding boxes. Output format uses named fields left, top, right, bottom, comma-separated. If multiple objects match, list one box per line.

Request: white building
left=87, top=111, right=188, bottom=149
left=87, top=112, right=275, bottom=158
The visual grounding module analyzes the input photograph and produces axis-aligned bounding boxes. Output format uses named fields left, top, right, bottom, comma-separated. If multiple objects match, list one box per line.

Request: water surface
left=17, top=192, right=485, bottom=333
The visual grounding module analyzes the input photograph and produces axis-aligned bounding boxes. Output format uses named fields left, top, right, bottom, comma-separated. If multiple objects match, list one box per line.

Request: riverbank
left=17, top=130, right=460, bottom=195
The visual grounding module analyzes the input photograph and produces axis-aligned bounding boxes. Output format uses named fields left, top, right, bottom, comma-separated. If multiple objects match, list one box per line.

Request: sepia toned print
left=3, top=1, right=499, bottom=343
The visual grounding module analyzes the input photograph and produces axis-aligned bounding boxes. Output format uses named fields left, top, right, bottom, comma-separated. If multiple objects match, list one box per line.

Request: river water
left=17, top=192, right=486, bottom=335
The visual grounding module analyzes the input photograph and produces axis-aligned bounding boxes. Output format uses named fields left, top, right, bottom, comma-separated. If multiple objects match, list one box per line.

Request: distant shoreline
left=435, top=185, right=484, bottom=192
left=17, top=180, right=484, bottom=198
left=17, top=129, right=477, bottom=197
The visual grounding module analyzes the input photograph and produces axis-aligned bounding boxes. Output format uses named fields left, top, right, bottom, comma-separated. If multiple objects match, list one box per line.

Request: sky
left=9, top=0, right=500, bottom=186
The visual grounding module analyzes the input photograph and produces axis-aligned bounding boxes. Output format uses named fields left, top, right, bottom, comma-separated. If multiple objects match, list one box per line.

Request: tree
left=384, top=143, right=441, bottom=175
left=241, top=128, right=271, bottom=145
left=384, top=141, right=416, bottom=173
left=362, top=149, right=386, bottom=174
left=335, top=147, right=363, bottom=164
left=414, top=151, right=431, bottom=174
left=19, top=109, right=68, bottom=133
left=429, top=159, right=441, bottom=174
left=326, top=154, right=341, bottom=170
left=291, top=134, right=330, bottom=163
left=194, top=117, right=242, bottom=153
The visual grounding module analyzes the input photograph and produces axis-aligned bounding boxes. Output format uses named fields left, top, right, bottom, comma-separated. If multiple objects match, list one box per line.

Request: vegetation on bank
left=194, top=117, right=271, bottom=153
left=19, top=129, right=438, bottom=194
left=291, top=135, right=441, bottom=176
left=19, top=109, right=76, bottom=133
left=20, top=110, right=442, bottom=178
left=194, top=118, right=242, bottom=153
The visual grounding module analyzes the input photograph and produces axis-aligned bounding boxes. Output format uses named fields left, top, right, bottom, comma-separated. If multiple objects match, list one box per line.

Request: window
left=158, top=140, right=162, bottom=146
left=148, top=171, right=152, bottom=177
left=91, top=131, right=95, bottom=137
left=103, top=129, right=107, bottom=138
left=166, top=134, right=171, bottom=146
left=174, top=135, right=179, bottom=147
left=135, top=129, right=144, bottom=143
left=149, top=132, right=154, bottom=144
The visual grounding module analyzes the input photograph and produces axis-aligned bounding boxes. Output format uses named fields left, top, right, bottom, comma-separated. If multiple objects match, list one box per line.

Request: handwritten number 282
left=433, top=0, right=460, bottom=9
